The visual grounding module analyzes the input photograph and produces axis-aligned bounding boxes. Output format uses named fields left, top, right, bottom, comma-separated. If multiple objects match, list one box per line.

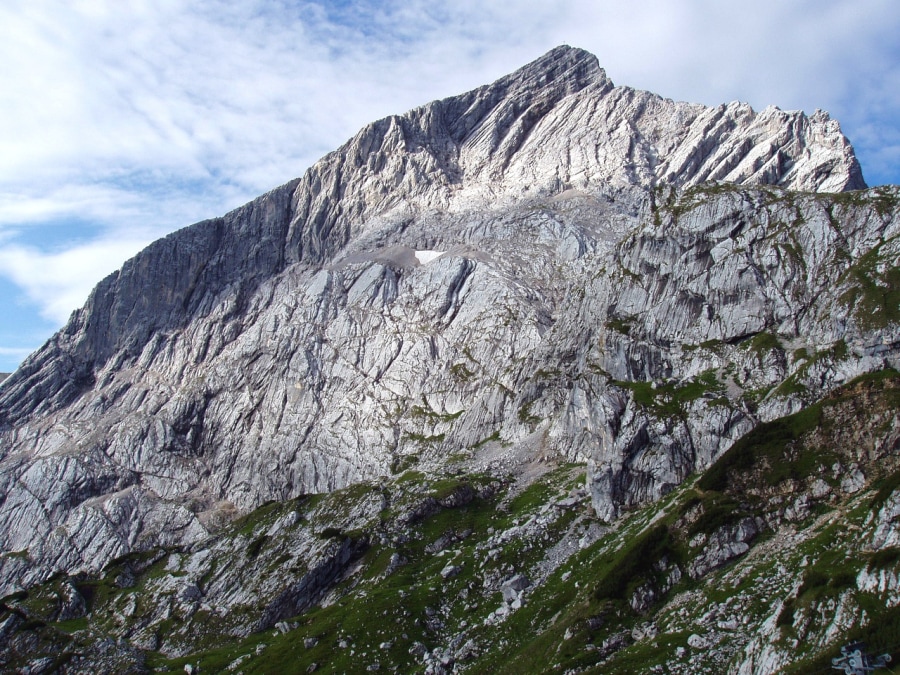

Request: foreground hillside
left=2, top=370, right=898, bottom=673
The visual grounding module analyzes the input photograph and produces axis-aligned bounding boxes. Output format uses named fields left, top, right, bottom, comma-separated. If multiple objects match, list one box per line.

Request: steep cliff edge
left=0, top=46, right=889, bottom=598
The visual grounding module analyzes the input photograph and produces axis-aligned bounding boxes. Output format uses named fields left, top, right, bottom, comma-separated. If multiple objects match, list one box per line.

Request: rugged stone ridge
left=0, top=46, right=887, bottom=595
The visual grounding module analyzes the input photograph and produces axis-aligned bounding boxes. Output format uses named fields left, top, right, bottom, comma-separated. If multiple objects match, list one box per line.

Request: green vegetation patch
left=233, top=500, right=291, bottom=537
left=828, top=185, right=899, bottom=217
left=404, top=431, right=446, bottom=443
left=409, top=396, right=464, bottom=422
left=870, top=466, right=900, bottom=509
left=593, top=522, right=677, bottom=601
left=740, top=331, right=783, bottom=358
left=703, top=368, right=900, bottom=492
left=472, top=430, right=501, bottom=448
left=449, top=362, right=475, bottom=381
left=839, top=241, right=900, bottom=330
left=517, top=399, right=541, bottom=425
left=681, top=491, right=749, bottom=539
left=668, top=182, right=744, bottom=218
left=615, top=369, right=725, bottom=417
left=699, top=404, right=824, bottom=492
left=867, top=547, right=900, bottom=570
left=606, top=316, right=633, bottom=335
left=772, top=375, right=808, bottom=398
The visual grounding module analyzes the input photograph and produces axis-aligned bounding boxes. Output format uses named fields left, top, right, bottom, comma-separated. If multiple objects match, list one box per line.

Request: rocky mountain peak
left=445, top=44, right=611, bottom=127
left=0, top=47, right=893, bottom=609
left=463, top=44, right=609, bottom=105
left=290, top=45, right=864, bottom=237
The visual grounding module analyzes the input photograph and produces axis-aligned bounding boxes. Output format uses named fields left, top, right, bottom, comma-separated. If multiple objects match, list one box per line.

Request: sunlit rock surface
left=0, top=46, right=894, bottom=596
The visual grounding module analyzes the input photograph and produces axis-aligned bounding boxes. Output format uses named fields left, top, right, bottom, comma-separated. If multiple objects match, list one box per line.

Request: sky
left=1, top=0, right=899, bottom=373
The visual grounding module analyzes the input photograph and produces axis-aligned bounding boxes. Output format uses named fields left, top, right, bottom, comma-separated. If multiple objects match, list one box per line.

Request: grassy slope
left=1, top=372, right=899, bottom=674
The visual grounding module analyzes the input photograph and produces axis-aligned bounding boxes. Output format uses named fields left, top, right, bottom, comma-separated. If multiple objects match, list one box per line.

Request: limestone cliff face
left=0, top=46, right=889, bottom=593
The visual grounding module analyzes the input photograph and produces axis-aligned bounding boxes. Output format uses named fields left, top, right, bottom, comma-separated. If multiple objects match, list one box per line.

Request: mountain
left=0, top=46, right=898, bottom=674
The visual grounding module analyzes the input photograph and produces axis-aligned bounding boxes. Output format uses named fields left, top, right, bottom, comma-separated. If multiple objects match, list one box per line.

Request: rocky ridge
left=0, top=42, right=895, bottom=637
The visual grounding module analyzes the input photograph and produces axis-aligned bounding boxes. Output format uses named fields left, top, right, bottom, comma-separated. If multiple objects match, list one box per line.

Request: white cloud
left=0, top=0, right=897, bottom=363
left=0, top=237, right=153, bottom=324
left=3, top=0, right=898, bottom=203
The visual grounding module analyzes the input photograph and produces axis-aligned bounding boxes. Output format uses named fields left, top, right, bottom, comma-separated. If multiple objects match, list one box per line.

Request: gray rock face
left=688, top=518, right=759, bottom=579
left=500, top=574, right=530, bottom=603
left=0, top=45, right=891, bottom=593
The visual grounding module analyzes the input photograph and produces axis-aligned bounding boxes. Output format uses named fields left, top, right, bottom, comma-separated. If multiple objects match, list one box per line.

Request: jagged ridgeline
left=0, top=46, right=898, bottom=674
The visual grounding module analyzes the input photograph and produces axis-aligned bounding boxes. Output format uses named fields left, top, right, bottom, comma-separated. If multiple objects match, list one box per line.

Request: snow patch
left=415, top=250, right=444, bottom=265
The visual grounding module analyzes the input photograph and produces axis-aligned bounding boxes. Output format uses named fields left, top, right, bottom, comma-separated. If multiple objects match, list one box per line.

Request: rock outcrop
left=0, top=45, right=892, bottom=596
